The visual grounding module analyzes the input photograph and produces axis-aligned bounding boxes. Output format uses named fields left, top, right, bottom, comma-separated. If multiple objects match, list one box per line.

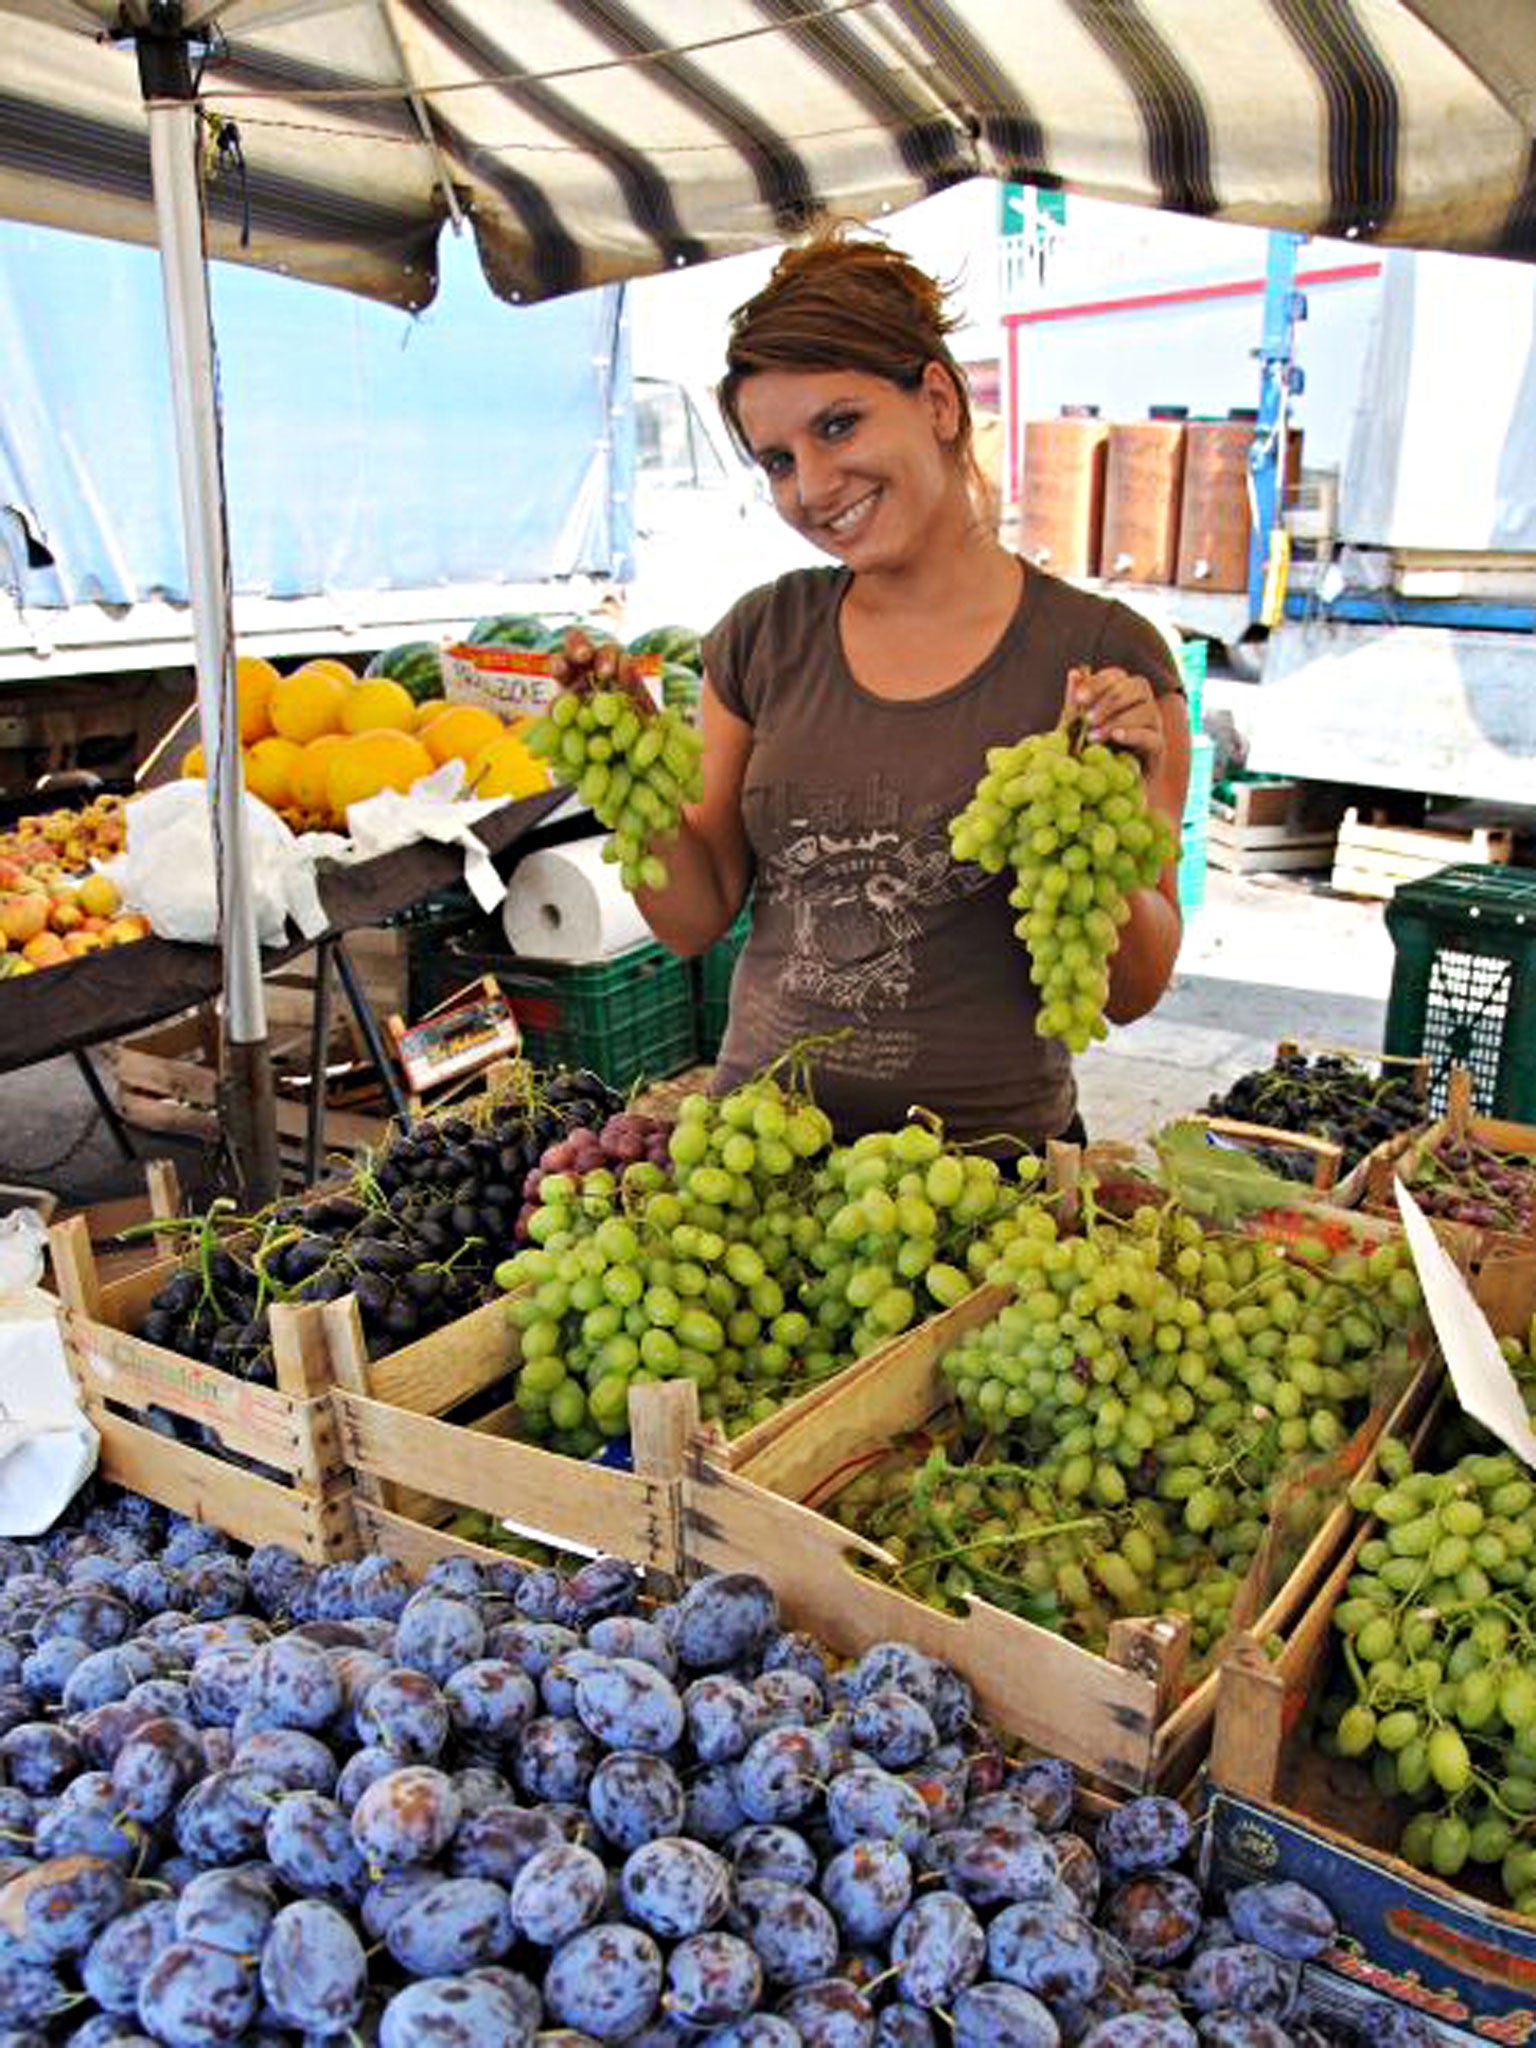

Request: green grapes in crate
left=497, top=1047, right=1045, bottom=1451
left=950, top=719, right=1178, bottom=1053
left=1320, top=1431, right=1536, bottom=1912
left=828, top=1199, right=1427, bottom=1668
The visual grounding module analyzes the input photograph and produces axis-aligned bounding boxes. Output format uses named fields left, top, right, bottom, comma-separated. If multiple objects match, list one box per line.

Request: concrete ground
left=0, top=863, right=1395, bottom=1211
left=1076, top=865, right=1394, bottom=1143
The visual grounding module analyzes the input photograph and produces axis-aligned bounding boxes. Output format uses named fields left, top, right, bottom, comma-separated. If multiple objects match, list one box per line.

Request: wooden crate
left=48, top=1160, right=187, bottom=1290
left=1193, top=1042, right=1434, bottom=1212
left=679, top=1273, right=1430, bottom=1794
left=1363, top=1068, right=1536, bottom=1268
left=1207, top=1273, right=1536, bottom=2009
left=48, top=1217, right=355, bottom=1561
left=263, top=927, right=411, bottom=1037
left=1208, top=780, right=1338, bottom=875
left=1331, top=807, right=1512, bottom=903
left=319, top=1275, right=968, bottom=1568
left=110, top=1012, right=390, bottom=1175
left=325, top=1294, right=687, bottom=1577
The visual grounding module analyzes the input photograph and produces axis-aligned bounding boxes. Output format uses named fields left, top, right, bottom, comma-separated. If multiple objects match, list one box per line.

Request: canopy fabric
left=2, top=0, right=1533, bottom=313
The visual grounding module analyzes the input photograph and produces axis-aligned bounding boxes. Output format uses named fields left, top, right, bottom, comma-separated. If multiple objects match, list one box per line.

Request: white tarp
left=1341, top=247, right=1536, bottom=549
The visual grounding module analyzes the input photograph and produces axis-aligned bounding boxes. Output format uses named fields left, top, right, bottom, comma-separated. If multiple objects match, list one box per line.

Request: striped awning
left=2, top=0, right=1533, bottom=310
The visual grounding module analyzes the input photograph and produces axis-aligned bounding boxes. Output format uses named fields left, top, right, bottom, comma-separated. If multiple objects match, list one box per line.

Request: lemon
left=235, top=655, right=280, bottom=743
left=181, top=743, right=206, bottom=778
left=421, top=704, right=504, bottom=768
left=342, top=678, right=418, bottom=736
left=326, top=730, right=436, bottom=818
left=244, top=735, right=304, bottom=811
left=271, top=665, right=351, bottom=744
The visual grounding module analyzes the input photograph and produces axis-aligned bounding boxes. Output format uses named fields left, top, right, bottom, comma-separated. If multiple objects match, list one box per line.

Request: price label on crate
left=393, top=986, right=522, bottom=1096
left=443, top=644, right=663, bottom=719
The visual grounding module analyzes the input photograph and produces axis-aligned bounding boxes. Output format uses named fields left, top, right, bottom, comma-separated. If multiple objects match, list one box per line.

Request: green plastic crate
left=695, top=907, right=752, bottom=1062
left=1384, top=864, right=1536, bottom=1120
left=1179, top=807, right=1209, bottom=914
left=1184, top=734, right=1215, bottom=825
left=1178, top=637, right=1207, bottom=731
left=417, top=938, right=697, bottom=1092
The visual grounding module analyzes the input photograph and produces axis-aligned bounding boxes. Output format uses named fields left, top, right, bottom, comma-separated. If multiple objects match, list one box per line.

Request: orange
left=466, top=732, right=552, bottom=800
left=325, top=730, right=435, bottom=817
left=412, top=697, right=448, bottom=727
left=181, top=743, right=206, bottom=778
left=341, top=678, right=418, bottom=736
left=421, top=704, right=504, bottom=768
left=291, top=734, right=348, bottom=817
left=243, top=735, right=303, bottom=811
left=235, top=655, right=280, bottom=742
left=270, top=665, right=351, bottom=744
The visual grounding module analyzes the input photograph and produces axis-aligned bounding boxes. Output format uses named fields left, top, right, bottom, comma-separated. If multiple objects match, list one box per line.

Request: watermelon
left=466, top=613, right=554, bottom=649
left=628, top=624, right=702, bottom=671
left=662, top=662, right=702, bottom=717
left=363, top=641, right=446, bottom=705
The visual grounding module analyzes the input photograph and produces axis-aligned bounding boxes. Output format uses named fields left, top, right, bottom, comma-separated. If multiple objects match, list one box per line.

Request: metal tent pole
left=137, top=15, right=279, bottom=1205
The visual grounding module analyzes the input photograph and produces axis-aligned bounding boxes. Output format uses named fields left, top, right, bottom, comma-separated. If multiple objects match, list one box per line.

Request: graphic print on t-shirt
left=740, top=772, right=995, bottom=1079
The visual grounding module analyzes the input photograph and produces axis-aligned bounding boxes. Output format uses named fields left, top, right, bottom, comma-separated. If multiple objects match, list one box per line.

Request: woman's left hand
left=1067, top=665, right=1165, bottom=779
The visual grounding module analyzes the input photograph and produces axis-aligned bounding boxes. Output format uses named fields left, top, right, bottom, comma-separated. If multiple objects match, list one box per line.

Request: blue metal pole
left=1248, top=231, right=1307, bottom=624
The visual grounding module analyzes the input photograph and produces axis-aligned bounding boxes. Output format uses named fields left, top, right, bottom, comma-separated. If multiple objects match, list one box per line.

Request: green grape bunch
left=1323, top=1433, right=1536, bottom=1913
left=923, top=1201, right=1425, bottom=1664
left=496, top=1056, right=1053, bottom=1452
left=949, top=717, right=1179, bottom=1053
left=526, top=627, right=704, bottom=893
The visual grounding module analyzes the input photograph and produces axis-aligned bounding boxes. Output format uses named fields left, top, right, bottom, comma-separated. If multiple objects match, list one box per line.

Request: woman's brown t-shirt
left=702, top=562, right=1181, bottom=1148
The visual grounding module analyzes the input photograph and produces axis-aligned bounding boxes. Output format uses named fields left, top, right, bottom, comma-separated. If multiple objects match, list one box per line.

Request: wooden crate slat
left=363, top=1298, right=518, bottom=1414
left=69, top=1323, right=341, bottom=1484
left=95, top=1412, right=353, bottom=1557
left=736, top=1285, right=1009, bottom=1502
left=381, top=1402, right=522, bottom=1527
left=333, top=1388, right=678, bottom=1566
left=349, top=1497, right=531, bottom=1575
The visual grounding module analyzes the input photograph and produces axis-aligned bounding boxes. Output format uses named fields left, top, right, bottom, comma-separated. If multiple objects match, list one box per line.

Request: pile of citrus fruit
left=181, top=655, right=552, bottom=832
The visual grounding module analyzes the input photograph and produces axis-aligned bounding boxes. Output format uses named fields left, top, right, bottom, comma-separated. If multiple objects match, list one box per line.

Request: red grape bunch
left=515, top=1112, right=673, bottom=1241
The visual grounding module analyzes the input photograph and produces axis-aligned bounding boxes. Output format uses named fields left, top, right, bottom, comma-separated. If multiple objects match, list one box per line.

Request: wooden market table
left=0, top=787, right=572, bottom=1177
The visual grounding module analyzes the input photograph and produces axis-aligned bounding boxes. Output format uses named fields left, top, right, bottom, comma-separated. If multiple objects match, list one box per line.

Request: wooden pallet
left=1330, top=807, right=1513, bottom=902
left=680, top=1246, right=1432, bottom=1794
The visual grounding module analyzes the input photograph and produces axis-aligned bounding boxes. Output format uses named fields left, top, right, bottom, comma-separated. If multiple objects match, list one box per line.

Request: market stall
left=0, top=9, right=1534, bottom=2035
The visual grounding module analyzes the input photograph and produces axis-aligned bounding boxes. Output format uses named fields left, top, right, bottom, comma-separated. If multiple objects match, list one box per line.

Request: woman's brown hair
left=718, top=224, right=981, bottom=491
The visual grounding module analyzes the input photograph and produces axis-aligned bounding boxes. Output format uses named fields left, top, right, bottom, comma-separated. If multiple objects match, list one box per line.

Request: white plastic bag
left=326, top=761, right=513, bottom=913
left=0, top=1293, right=97, bottom=1535
left=119, top=781, right=328, bottom=947
left=0, top=1209, right=47, bottom=1293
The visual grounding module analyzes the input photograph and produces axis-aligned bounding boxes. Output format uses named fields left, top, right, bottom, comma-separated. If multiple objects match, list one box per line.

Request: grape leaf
left=1151, top=1118, right=1331, bottom=1225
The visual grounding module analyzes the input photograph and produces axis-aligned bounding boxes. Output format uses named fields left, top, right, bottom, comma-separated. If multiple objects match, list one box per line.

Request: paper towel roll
left=502, top=837, right=652, bottom=962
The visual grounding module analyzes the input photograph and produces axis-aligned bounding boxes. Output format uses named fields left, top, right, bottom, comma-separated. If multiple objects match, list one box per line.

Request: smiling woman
left=634, top=226, right=1191, bottom=1154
